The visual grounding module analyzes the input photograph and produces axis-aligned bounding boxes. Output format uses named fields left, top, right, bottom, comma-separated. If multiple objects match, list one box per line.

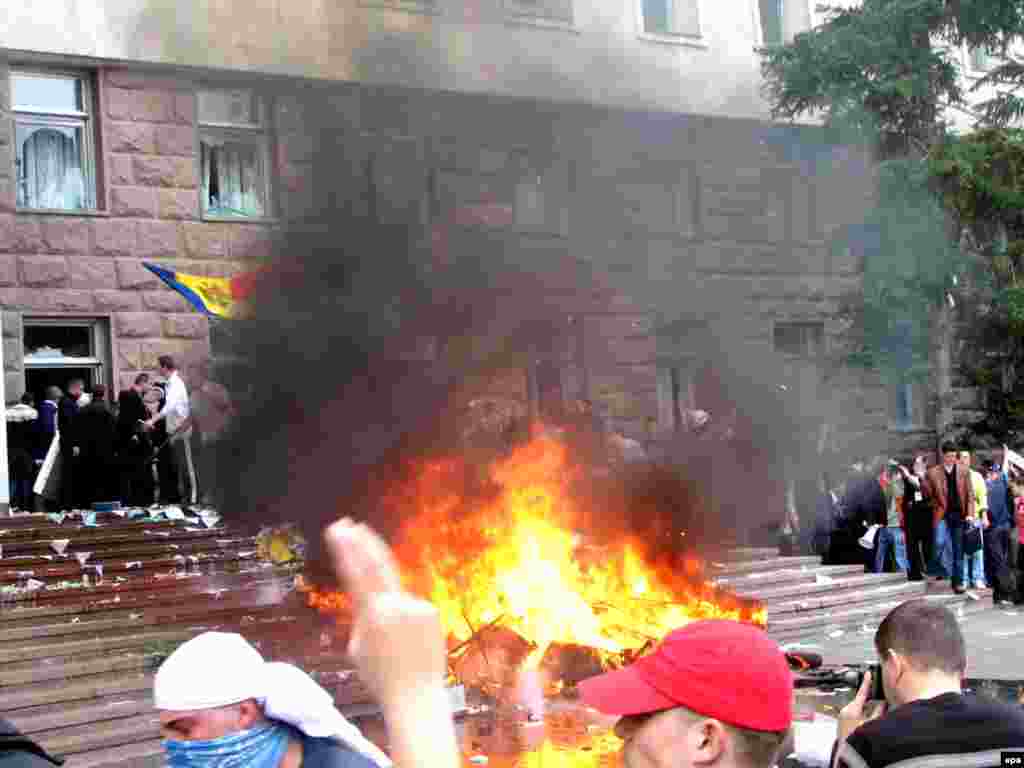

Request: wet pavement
left=786, top=594, right=1024, bottom=679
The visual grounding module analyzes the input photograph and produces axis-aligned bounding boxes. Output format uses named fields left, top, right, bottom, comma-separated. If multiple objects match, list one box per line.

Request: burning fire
left=304, top=432, right=765, bottom=671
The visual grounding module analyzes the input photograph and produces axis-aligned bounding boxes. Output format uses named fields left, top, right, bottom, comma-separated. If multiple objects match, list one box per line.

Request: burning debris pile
left=302, top=432, right=764, bottom=699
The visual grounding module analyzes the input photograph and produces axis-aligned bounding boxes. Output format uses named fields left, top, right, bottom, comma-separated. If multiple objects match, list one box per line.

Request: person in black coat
left=6, top=394, right=38, bottom=511
left=57, top=379, right=84, bottom=512
left=116, top=374, right=153, bottom=507
left=76, top=385, right=117, bottom=506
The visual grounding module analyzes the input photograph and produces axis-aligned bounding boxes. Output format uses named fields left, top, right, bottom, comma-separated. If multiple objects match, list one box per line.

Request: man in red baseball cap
left=578, top=619, right=793, bottom=768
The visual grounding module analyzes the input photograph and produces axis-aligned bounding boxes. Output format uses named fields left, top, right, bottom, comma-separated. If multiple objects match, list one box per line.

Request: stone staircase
left=708, top=547, right=972, bottom=644
left=0, top=510, right=372, bottom=768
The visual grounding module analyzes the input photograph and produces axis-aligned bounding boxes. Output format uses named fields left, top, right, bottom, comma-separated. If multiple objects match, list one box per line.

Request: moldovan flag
left=144, top=263, right=262, bottom=318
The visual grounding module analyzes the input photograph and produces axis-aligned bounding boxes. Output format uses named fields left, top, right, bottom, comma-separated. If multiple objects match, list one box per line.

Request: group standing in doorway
left=6, top=355, right=227, bottom=513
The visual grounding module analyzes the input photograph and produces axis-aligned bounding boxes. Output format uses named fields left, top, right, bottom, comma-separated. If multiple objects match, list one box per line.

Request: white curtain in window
left=20, top=128, right=84, bottom=209
left=202, top=138, right=266, bottom=217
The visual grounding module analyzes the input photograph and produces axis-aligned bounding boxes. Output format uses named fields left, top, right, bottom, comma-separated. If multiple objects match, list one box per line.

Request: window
left=969, top=46, right=995, bottom=72
left=23, top=318, right=111, bottom=403
left=198, top=89, right=272, bottom=220
left=641, top=0, right=700, bottom=38
left=11, top=70, right=97, bottom=211
left=505, top=0, right=574, bottom=24
left=773, top=322, right=825, bottom=357
left=759, top=0, right=783, bottom=45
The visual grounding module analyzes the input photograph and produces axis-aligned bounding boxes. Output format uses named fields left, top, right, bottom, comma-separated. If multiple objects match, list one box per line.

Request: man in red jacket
left=923, top=443, right=976, bottom=594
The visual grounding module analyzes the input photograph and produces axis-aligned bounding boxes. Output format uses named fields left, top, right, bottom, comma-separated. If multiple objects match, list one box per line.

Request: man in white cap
left=154, top=519, right=460, bottom=768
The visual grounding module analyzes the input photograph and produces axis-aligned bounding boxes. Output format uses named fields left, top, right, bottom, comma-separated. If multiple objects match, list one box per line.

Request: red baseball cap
left=578, top=620, right=793, bottom=732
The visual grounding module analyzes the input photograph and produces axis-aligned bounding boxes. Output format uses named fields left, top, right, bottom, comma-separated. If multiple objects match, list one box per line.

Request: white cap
left=154, top=632, right=267, bottom=712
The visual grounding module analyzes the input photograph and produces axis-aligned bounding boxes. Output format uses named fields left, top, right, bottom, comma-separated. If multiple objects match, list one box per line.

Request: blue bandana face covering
left=163, top=723, right=292, bottom=768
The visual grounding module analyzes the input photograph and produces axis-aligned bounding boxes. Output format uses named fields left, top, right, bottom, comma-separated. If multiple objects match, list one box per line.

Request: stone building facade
left=0, top=57, right=875, bottom=452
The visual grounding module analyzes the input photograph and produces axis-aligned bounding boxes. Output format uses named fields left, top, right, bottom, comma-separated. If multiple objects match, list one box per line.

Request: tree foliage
left=760, top=0, right=1024, bottom=445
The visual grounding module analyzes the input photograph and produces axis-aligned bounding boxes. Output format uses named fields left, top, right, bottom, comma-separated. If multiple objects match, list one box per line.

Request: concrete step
left=706, top=556, right=822, bottom=576
left=37, top=712, right=161, bottom=758
left=710, top=547, right=780, bottom=563
left=7, top=694, right=152, bottom=735
left=0, top=573, right=293, bottom=624
left=64, top=740, right=164, bottom=768
left=710, top=564, right=865, bottom=591
left=742, top=572, right=910, bottom=603
left=767, top=579, right=927, bottom=617
left=768, top=593, right=969, bottom=643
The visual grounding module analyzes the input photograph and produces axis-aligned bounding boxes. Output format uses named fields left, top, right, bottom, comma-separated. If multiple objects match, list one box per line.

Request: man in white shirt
left=144, top=355, right=197, bottom=506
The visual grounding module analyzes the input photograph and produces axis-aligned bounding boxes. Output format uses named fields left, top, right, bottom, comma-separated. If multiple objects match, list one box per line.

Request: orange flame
left=306, top=433, right=765, bottom=667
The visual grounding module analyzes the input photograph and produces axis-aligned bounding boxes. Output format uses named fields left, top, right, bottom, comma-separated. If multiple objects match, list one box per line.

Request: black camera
left=859, top=663, right=885, bottom=701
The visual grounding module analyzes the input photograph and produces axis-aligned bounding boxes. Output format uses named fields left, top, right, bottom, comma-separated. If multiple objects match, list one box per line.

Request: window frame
left=636, top=0, right=706, bottom=48
left=196, top=87, right=276, bottom=223
left=503, top=0, right=577, bottom=29
left=10, top=67, right=99, bottom=213
left=772, top=320, right=826, bottom=359
left=23, top=316, right=112, bottom=391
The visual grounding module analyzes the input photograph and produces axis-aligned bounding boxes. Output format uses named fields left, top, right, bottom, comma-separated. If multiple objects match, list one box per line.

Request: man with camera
left=832, top=599, right=1024, bottom=768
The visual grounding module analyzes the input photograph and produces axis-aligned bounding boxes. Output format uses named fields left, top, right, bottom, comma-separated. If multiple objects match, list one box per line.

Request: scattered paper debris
left=126, top=561, right=142, bottom=570
left=129, top=613, right=143, bottom=620
left=70, top=617, right=80, bottom=624
left=815, top=574, right=834, bottom=585
left=50, top=540, right=70, bottom=556
left=200, top=513, right=221, bottom=529
left=75, top=552, right=91, bottom=566
left=82, top=512, right=97, bottom=527
left=827, top=630, right=844, bottom=639
left=164, top=507, right=185, bottom=520
left=47, top=513, right=66, bottom=526
left=25, top=579, right=44, bottom=591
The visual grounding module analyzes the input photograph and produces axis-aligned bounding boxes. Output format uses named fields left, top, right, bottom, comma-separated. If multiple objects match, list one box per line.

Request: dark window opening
left=773, top=322, right=824, bottom=357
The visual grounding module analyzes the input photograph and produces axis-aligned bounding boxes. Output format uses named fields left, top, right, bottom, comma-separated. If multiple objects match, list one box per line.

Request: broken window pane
left=200, top=136, right=267, bottom=218
left=25, top=324, right=92, bottom=359
left=16, top=123, right=87, bottom=210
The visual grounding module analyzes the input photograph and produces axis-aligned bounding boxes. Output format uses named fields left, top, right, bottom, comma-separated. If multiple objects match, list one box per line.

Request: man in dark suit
left=923, top=442, right=977, bottom=594
left=57, top=378, right=84, bottom=511
left=116, top=373, right=153, bottom=507
left=77, top=384, right=117, bottom=506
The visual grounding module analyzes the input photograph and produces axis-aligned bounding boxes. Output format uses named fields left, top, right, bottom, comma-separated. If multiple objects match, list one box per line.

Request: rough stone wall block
left=93, top=220, right=139, bottom=259
left=19, top=255, right=69, bottom=288
left=115, top=312, right=163, bottom=339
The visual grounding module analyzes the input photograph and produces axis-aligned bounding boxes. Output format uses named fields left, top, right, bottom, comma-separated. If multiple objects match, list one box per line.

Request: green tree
left=760, top=0, right=1024, bottom=448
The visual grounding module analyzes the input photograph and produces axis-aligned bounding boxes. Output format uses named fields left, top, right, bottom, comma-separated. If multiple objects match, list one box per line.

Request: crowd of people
left=4, top=355, right=233, bottom=513
left=808, top=443, right=1024, bottom=604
